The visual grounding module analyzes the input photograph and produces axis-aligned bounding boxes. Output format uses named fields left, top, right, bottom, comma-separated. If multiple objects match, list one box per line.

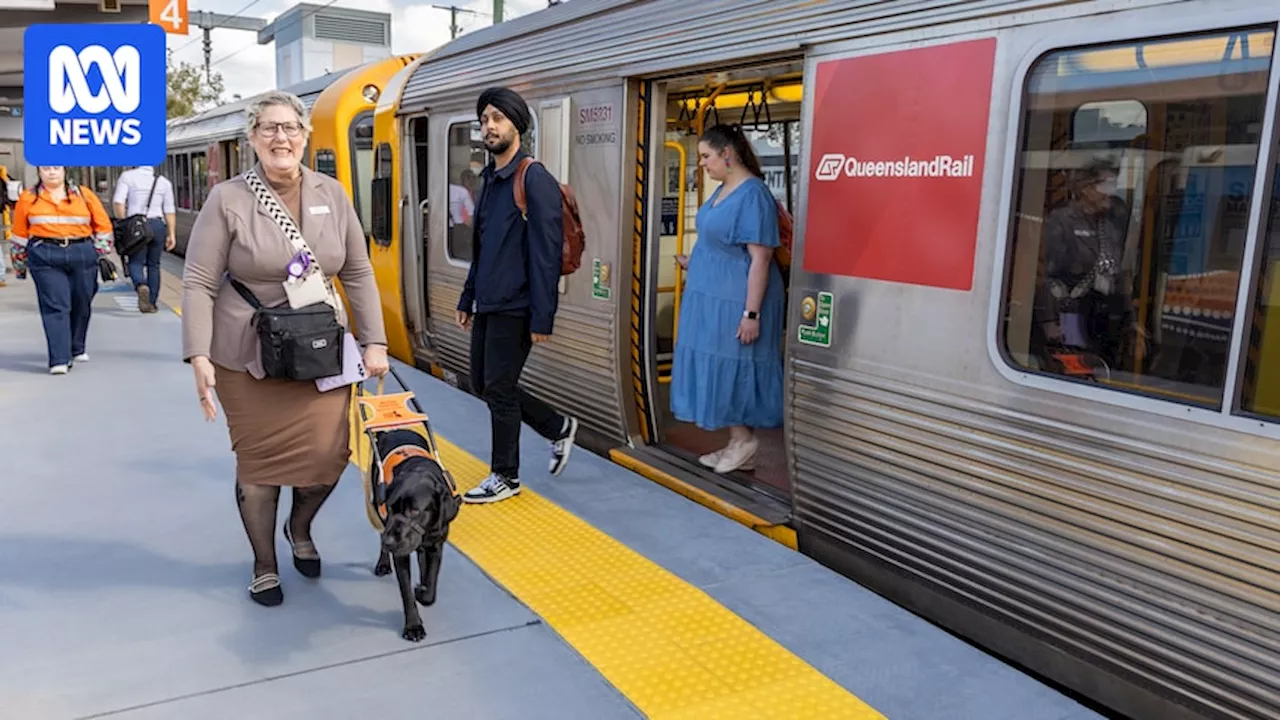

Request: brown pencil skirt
left=214, top=365, right=352, bottom=487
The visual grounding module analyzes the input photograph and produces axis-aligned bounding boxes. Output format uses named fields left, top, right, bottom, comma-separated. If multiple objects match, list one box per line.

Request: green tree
left=166, top=48, right=225, bottom=119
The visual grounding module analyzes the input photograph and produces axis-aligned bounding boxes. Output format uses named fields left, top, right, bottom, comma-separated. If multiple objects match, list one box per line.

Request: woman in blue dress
left=671, top=124, right=785, bottom=474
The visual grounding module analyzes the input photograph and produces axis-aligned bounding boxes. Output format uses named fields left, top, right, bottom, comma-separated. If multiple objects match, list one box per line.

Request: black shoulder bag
left=113, top=175, right=158, bottom=258
left=228, top=168, right=345, bottom=381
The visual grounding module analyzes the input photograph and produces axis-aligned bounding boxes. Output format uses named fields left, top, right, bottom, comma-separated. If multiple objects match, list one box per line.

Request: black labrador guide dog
left=359, top=372, right=461, bottom=642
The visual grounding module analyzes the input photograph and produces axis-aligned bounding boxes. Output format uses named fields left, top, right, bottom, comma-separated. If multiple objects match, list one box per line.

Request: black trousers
left=469, top=311, right=565, bottom=479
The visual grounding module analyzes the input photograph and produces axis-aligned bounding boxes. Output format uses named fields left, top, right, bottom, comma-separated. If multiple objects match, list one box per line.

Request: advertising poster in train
left=803, top=38, right=997, bottom=291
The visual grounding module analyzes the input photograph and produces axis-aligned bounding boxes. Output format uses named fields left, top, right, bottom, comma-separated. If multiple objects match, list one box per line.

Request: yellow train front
left=85, top=54, right=421, bottom=261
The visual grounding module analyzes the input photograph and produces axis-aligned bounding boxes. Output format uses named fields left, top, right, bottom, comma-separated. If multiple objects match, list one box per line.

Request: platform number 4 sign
left=150, top=0, right=188, bottom=35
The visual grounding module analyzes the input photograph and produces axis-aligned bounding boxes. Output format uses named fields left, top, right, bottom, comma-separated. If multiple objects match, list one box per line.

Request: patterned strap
left=243, top=168, right=325, bottom=277
left=243, top=168, right=337, bottom=307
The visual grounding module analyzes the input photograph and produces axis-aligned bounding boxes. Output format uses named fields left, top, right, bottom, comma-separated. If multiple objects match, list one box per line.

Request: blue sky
left=167, top=0, right=553, bottom=101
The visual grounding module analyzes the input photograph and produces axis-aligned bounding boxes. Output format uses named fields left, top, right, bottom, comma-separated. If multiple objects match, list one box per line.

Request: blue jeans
left=28, top=240, right=98, bottom=367
left=127, top=218, right=166, bottom=302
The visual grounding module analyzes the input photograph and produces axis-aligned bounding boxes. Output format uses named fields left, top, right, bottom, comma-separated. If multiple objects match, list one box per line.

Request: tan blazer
left=181, top=164, right=387, bottom=378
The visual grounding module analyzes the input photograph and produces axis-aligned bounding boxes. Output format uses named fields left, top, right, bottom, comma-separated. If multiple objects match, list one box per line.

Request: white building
left=258, top=3, right=393, bottom=90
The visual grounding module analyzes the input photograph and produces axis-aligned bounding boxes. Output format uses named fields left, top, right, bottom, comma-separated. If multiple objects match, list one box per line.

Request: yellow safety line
left=347, top=411, right=877, bottom=717
left=610, top=449, right=798, bottom=550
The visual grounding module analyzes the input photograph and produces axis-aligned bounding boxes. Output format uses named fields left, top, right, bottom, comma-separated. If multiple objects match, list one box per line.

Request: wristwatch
left=743, top=310, right=759, bottom=320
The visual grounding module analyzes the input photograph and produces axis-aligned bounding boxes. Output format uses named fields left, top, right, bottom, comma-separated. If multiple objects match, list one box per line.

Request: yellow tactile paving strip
left=423, top=433, right=884, bottom=719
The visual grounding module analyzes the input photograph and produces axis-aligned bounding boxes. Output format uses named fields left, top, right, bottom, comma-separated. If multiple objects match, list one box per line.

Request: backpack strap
left=511, top=157, right=537, bottom=220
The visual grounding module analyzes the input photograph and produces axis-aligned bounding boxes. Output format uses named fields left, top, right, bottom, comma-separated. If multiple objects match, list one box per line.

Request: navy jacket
left=457, top=149, right=564, bottom=335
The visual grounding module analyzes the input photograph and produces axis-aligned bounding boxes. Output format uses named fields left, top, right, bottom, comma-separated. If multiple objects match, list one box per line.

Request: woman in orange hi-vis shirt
left=10, top=165, right=114, bottom=374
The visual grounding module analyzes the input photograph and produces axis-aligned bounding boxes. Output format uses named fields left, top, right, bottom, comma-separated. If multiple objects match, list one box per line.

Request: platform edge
left=608, top=448, right=798, bottom=551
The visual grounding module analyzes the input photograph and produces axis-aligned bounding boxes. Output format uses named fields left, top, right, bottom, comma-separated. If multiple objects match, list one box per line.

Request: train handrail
left=660, top=140, right=688, bottom=385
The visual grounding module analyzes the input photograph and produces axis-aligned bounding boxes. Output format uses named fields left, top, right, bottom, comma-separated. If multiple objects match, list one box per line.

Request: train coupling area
left=0, top=271, right=1105, bottom=720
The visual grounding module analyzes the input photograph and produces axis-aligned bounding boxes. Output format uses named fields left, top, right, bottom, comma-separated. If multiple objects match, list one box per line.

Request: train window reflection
left=1001, top=26, right=1275, bottom=408
left=446, top=121, right=483, bottom=264
left=1239, top=137, right=1280, bottom=418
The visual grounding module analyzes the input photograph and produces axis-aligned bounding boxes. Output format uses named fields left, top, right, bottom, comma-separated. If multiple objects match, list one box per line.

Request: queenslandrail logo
left=814, top=153, right=976, bottom=181
left=23, top=24, right=165, bottom=166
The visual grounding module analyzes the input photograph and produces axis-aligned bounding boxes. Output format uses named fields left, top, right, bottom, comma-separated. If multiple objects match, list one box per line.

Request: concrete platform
left=0, top=272, right=1105, bottom=720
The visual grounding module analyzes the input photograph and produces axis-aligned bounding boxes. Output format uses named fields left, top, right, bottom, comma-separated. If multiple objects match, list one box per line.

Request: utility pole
left=434, top=5, right=485, bottom=39
left=493, top=0, right=503, bottom=23
left=189, top=11, right=268, bottom=83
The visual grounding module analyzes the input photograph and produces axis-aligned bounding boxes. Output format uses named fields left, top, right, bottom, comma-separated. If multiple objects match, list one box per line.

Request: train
left=153, top=1, right=1278, bottom=718
left=95, top=53, right=420, bottom=258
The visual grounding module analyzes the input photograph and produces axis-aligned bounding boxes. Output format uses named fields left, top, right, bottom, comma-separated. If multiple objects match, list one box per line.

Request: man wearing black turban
left=457, top=86, right=580, bottom=505
left=476, top=87, right=533, bottom=139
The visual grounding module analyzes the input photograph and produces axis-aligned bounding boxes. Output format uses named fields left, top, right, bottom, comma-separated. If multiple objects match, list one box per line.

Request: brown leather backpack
left=512, top=157, right=587, bottom=275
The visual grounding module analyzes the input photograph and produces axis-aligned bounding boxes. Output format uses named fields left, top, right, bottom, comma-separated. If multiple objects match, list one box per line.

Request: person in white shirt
left=113, top=166, right=176, bottom=313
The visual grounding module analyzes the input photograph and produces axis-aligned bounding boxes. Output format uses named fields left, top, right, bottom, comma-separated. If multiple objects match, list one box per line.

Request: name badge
left=309, top=206, right=331, bottom=215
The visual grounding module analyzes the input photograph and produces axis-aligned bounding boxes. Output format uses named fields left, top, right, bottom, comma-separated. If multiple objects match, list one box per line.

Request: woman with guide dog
left=181, top=90, right=391, bottom=607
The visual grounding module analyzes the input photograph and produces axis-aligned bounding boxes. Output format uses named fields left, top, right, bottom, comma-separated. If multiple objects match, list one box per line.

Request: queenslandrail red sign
left=802, top=38, right=998, bottom=291
left=814, top=154, right=978, bottom=181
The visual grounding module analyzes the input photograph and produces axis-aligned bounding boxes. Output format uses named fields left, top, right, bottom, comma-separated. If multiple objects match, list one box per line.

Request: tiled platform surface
left=0, top=271, right=1104, bottom=720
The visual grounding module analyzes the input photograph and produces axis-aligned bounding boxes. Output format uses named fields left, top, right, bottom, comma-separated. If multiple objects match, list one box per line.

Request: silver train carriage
left=159, top=69, right=351, bottom=256
left=381, top=1, right=1280, bottom=718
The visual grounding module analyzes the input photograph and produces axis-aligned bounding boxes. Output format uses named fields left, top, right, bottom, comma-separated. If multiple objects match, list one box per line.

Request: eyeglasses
left=256, top=122, right=304, bottom=138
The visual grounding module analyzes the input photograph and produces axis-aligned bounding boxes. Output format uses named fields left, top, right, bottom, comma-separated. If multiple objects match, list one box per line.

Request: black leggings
left=235, top=481, right=337, bottom=577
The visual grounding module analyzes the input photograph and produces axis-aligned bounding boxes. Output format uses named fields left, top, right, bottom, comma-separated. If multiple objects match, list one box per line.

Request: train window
left=446, top=121, right=483, bottom=264
left=191, top=152, right=207, bottom=211
left=371, top=142, right=392, bottom=248
left=523, top=104, right=537, bottom=160
left=1239, top=134, right=1280, bottom=418
left=1000, top=26, right=1275, bottom=409
left=375, top=142, right=393, bottom=178
left=315, top=150, right=337, bottom=179
left=351, top=114, right=375, bottom=236
left=175, top=154, right=192, bottom=210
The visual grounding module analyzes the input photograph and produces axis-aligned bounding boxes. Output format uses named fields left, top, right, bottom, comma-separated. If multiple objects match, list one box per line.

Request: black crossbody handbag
left=229, top=168, right=345, bottom=381
left=113, top=175, right=158, bottom=258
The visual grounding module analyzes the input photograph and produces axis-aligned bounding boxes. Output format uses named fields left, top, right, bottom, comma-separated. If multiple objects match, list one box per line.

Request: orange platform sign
left=150, top=0, right=189, bottom=35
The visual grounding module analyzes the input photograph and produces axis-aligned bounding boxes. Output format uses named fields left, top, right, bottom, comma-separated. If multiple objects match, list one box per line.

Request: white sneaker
left=462, top=473, right=521, bottom=504
left=548, top=417, right=579, bottom=476
left=73, top=353, right=89, bottom=363
left=49, top=365, right=69, bottom=375
left=713, top=436, right=758, bottom=474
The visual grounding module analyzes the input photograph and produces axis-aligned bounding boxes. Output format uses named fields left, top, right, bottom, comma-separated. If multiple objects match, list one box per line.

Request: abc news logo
left=24, top=24, right=164, bottom=166
left=48, top=45, right=143, bottom=146
left=814, top=153, right=976, bottom=181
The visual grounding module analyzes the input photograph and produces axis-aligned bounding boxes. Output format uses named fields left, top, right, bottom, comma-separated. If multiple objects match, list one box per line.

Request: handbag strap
left=243, top=168, right=325, bottom=277
left=229, top=276, right=263, bottom=310
left=144, top=175, right=158, bottom=212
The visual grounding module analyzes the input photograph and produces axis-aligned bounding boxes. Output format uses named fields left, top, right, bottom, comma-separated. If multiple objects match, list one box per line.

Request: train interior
left=1002, top=26, right=1280, bottom=413
left=642, top=59, right=804, bottom=505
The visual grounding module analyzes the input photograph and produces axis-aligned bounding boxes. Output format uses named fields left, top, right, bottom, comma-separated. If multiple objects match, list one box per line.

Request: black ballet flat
left=283, top=520, right=322, bottom=579
left=249, top=573, right=283, bottom=606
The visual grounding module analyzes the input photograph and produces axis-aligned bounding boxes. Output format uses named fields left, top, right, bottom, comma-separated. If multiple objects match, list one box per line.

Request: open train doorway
left=630, top=59, right=805, bottom=510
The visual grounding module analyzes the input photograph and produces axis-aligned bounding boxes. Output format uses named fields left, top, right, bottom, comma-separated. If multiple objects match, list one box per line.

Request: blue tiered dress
left=670, top=176, right=785, bottom=431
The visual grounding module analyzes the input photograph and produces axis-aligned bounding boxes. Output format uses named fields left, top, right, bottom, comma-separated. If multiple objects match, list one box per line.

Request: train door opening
left=638, top=60, right=805, bottom=503
left=409, top=116, right=431, bottom=352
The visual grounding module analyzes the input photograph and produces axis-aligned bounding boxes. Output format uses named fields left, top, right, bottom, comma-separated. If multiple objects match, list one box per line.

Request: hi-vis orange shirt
left=10, top=184, right=113, bottom=255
